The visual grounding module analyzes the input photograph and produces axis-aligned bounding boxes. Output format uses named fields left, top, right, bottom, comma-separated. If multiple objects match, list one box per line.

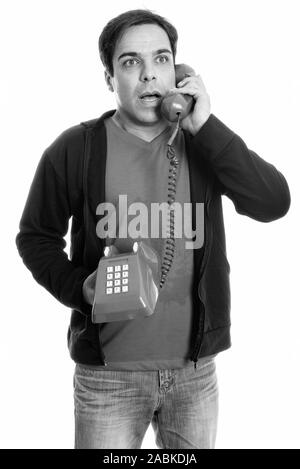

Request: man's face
left=106, top=24, right=176, bottom=125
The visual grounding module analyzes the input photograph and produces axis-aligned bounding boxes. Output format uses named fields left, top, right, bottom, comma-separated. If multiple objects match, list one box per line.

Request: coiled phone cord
left=160, top=115, right=181, bottom=289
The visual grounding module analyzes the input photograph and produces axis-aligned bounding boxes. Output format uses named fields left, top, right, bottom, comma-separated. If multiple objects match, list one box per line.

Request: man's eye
left=156, top=55, right=168, bottom=64
left=123, top=58, right=139, bottom=67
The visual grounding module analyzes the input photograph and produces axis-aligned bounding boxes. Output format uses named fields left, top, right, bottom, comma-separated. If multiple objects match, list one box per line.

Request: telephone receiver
left=161, top=64, right=196, bottom=122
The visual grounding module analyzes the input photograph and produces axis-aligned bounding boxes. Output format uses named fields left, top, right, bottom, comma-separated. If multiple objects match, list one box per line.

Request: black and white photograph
left=1, top=0, right=299, bottom=450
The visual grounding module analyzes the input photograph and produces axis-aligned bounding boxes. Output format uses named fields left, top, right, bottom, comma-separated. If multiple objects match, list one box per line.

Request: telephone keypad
left=105, top=263, right=130, bottom=294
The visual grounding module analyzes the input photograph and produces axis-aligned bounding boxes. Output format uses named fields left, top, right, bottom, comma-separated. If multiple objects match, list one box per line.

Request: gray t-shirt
left=84, top=116, right=198, bottom=370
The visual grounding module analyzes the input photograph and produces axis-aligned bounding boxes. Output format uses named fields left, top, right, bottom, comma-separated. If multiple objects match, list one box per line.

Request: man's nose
left=140, top=63, right=156, bottom=82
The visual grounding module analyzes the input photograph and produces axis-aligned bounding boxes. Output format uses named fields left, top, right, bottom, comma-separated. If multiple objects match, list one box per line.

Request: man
left=16, top=9, right=290, bottom=449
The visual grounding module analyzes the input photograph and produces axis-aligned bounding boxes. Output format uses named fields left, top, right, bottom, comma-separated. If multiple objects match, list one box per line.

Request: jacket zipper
left=190, top=202, right=212, bottom=370
left=98, top=326, right=108, bottom=366
left=191, top=299, right=205, bottom=370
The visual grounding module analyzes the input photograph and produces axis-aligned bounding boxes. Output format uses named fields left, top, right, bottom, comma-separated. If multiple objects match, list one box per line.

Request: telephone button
left=107, top=273, right=113, bottom=280
left=122, top=264, right=128, bottom=270
left=115, top=265, right=121, bottom=272
left=122, top=278, right=128, bottom=285
left=114, top=287, right=121, bottom=293
left=122, top=286, right=128, bottom=293
left=106, top=288, right=113, bottom=294
left=122, top=271, right=128, bottom=278
left=115, top=272, right=121, bottom=279
left=114, top=280, right=121, bottom=286
left=106, top=281, right=113, bottom=287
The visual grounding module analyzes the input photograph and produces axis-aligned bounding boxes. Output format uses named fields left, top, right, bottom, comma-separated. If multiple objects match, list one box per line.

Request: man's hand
left=169, top=74, right=211, bottom=136
left=82, top=269, right=97, bottom=305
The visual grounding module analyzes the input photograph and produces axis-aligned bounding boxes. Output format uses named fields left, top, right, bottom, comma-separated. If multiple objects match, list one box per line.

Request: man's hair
left=98, top=9, right=178, bottom=76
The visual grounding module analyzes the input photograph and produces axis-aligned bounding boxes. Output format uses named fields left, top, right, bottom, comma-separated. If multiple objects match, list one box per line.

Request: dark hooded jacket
left=15, top=111, right=291, bottom=367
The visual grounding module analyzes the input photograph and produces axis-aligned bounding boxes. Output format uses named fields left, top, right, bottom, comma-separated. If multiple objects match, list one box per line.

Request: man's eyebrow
left=117, top=48, right=172, bottom=61
left=155, top=48, right=172, bottom=56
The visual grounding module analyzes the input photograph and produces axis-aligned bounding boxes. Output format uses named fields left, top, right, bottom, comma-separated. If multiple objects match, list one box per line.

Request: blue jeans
left=73, top=355, right=219, bottom=449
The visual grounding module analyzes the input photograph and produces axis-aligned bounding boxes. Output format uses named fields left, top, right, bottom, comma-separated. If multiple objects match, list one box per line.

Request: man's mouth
left=139, top=91, right=162, bottom=102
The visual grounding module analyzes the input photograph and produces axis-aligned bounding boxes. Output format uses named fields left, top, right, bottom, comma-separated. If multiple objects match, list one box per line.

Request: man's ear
left=104, top=70, right=114, bottom=92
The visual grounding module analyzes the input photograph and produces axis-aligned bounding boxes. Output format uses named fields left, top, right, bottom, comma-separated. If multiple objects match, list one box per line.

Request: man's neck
left=112, top=110, right=169, bottom=143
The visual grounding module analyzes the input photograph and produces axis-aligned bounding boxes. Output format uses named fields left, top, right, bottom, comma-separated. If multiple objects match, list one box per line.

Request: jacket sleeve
left=192, top=114, right=291, bottom=222
left=15, top=133, right=92, bottom=316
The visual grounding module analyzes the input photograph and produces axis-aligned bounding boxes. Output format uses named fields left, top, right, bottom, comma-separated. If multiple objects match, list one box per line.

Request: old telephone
left=92, top=241, right=160, bottom=323
left=91, top=64, right=196, bottom=324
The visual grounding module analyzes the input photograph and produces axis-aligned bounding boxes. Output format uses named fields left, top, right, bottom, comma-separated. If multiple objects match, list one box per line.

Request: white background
left=1, top=0, right=299, bottom=449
